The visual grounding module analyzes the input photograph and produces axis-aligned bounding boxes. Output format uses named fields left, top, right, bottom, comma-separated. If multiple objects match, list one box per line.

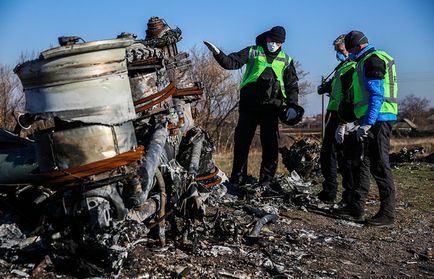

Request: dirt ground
left=119, top=162, right=434, bottom=279
left=0, top=162, right=433, bottom=279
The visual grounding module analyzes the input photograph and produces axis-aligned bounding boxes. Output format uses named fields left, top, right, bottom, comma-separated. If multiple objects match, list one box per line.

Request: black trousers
left=320, top=111, right=354, bottom=202
left=351, top=121, right=395, bottom=217
left=230, top=106, right=279, bottom=184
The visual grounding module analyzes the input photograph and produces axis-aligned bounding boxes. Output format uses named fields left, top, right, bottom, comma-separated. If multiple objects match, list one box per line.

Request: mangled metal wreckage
left=0, top=17, right=225, bottom=275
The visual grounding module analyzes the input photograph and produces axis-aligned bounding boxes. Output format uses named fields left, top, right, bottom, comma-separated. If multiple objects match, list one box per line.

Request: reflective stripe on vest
left=240, top=46, right=292, bottom=98
left=352, top=50, right=398, bottom=118
left=327, top=60, right=356, bottom=111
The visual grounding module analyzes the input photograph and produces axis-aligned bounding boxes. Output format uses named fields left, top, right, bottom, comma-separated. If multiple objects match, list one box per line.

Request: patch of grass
left=214, top=150, right=288, bottom=178
left=391, top=137, right=434, bottom=154
left=392, top=163, right=434, bottom=213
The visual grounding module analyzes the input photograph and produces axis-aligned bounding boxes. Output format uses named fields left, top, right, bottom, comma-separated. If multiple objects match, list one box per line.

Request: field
left=0, top=138, right=433, bottom=278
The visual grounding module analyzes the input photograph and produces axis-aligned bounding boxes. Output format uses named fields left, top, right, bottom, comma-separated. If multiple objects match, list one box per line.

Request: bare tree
left=0, top=64, right=24, bottom=131
left=399, top=94, right=431, bottom=125
left=294, top=60, right=312, bottom=105
left=189, top=47, right=240, bottom=152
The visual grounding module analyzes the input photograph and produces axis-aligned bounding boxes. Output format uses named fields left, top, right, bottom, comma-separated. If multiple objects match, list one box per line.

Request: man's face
left=266, top=37, right=283, bottom=48
left=334, top=43, right=349, bottom=56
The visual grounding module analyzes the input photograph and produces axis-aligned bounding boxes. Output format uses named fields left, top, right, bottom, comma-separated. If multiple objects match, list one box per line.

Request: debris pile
left=0, top=16, right=227, bottom=277
left=389, top=146, right=424, bottom=166
left=279, top=138, right=322, bottom=179
left=0, top=153, right=346, bottom=278
left=113, top=173, right=360, bottom=278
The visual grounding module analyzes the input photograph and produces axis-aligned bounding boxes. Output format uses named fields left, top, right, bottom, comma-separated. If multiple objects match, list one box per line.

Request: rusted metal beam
left=36, top=146, right=144, bottom=185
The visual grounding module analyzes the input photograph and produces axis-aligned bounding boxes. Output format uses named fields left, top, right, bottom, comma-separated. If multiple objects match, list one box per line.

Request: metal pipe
left=139, top=123, right=169, bottom=201
left=321, top=94, right=325, bottom=139
left=248, top=214, right=278, bottom=238
left=188, top=132, right=204, bottom=177
left=155, top=168, right=166, bottom=247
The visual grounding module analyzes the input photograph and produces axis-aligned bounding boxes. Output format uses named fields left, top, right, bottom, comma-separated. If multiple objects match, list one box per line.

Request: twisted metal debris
left=0, top=16, right=227, bottom=277
left=389, top=146, right=425, bottom=167
left=280, top=138, right=322, bottom=179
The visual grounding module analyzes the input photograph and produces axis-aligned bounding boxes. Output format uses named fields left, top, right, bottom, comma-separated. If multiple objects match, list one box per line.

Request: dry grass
left=214, top=150, right=288, bottom=177
left=214, top=150, right=289, bottom=178
left=214, top=137, right=434, bottom=178
left=390, top=136, right=434, bottom=154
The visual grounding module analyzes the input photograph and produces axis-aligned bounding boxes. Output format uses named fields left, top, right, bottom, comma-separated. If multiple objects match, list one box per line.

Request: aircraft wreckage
left=4, top=17, right=429, bottom=279
left=0, top=17, right=227, bottom=275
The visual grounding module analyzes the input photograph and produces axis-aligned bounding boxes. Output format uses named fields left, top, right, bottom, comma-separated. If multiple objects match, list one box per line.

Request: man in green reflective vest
left=335, top=31, right=398, bottom=227
left=317, top=34, right=356, bottom=206
left=204, top=26, right=300, bottom=189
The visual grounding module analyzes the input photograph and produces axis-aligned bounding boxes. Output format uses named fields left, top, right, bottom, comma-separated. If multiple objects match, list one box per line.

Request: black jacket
left=356, top=47, right=386, bottom=79
left=337, top=64, right=356, bottom=123
left=214, top=32, right=299, bottom=112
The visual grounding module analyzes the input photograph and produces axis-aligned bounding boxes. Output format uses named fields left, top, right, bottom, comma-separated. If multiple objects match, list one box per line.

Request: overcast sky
left=1, top=0, right=433, bottom=115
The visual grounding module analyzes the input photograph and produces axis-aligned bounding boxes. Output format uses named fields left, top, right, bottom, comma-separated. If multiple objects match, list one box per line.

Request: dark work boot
left=365, top=212, right=394, bottom=227
left=243, top=175, right=258, bottom=186
left=336, top=199, right=349, bottom=209
left=259, top=178, right=282, bottom=194
left=223, top=181, right=247, bottom=198
left=230, top=175, right=257, bottom=186
left=333, top=205, right=364, bottom=222
left=229, top=175, right=243, bottom=186
left=317, top=191, right=336, bottom=204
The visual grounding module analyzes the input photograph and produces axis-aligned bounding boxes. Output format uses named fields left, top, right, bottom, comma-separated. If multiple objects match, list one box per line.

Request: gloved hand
left=335, top=124, right=346, bottom=144
left=285, top=108, right=297, bottom=121
left=356, top=125, right=372, bottom=141
left=317, top=80, right=332, bottom=95
left=317, top=84, right=326, bottom=95
left=203, top=41, right=220, bottom=55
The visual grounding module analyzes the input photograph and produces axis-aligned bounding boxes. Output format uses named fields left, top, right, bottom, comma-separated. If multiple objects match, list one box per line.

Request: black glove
left=317, top=79, right=332, bottom=95
left=203, top=41, right=220, bottom=55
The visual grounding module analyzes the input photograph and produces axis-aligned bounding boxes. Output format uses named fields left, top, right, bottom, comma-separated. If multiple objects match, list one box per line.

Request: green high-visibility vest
left=327, top=60, right=356, bottom=111
left=239, top=45, right=292, bottom=98
left=352, top=50, right=398, bottom=118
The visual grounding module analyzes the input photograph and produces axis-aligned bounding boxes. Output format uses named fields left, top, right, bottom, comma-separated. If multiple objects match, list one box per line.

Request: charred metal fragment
left=279, top=138, right=322, bottom=179
left=0, top=16, right=229, bottom=278
left=0, top=129, right=38, bottom=185
left=248, top=214, right=278, bottom=239
left=144, top=16, right=182, bottom=56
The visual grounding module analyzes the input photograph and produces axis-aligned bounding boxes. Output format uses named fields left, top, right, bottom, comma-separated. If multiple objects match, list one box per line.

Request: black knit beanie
left=344, top=30, right=368, bottom=50
left=267, top=26, right=286, bottom=43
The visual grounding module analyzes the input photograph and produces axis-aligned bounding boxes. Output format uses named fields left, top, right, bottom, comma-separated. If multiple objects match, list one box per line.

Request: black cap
left=344, top=30, right=368, bottom=50
left=267, top=26, right=286, bottom=43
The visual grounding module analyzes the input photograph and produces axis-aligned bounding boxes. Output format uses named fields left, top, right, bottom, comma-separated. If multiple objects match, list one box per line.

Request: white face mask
left=267, top=42, right=280, bottom=53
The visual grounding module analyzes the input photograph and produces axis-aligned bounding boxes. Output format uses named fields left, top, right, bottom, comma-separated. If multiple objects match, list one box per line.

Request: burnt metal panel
left=0, top=129, right=38, bottom=185
left=35, top=122, right=137, bottom=172
left=40, top=39, right=134, bottom=60
left=129, top=70, right=170, bottom=102
left=14, top=39, right=136, bottom=125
